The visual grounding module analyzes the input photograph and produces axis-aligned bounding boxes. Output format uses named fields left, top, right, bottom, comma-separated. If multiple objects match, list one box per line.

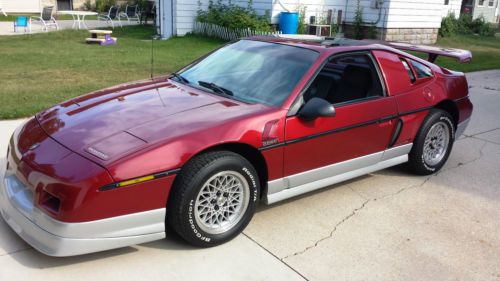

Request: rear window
left=410, top=60, right=433, bottom=79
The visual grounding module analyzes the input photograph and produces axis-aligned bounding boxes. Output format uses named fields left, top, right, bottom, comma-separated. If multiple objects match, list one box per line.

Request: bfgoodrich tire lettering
left=167, top=151, right=260, bottom=247
left=408, top=109, right=455, bottom=175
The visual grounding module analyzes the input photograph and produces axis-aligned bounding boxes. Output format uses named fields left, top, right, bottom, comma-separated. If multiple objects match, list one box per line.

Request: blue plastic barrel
left=279, top=12, right=299, bottom=34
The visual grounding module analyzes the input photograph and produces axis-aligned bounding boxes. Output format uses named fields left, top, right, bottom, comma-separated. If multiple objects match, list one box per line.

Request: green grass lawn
left=432, top=34, right=500, bottom=72
left=0, top=26, right=224, bottom=119
left=0, top=27, right=498, bottom=119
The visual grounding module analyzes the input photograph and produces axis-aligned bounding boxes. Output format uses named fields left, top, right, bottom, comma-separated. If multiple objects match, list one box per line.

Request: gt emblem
left=28, top=143, right=40, bottom=150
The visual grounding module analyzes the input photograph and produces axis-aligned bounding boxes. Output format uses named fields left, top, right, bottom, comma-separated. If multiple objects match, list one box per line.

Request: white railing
left=193, top=21, right=281, bottom=40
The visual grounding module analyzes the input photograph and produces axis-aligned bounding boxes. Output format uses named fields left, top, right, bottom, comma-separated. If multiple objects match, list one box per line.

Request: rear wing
left=366, top=40, right=472, bottom=64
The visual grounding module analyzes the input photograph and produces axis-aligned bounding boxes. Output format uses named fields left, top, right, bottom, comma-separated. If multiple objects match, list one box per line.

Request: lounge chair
left=119, top=4, right=140, bottom=23
left=98, top=6, right=122, bottom=28
left=30, top=6, right=59, bottom=32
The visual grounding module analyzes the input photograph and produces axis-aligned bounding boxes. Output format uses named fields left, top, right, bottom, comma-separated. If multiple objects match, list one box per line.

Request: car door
left=282, top=52, right=398, bottom=189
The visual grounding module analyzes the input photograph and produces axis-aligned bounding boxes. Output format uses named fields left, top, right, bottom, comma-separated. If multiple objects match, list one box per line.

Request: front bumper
left=0, top=172, right=166, bottom=257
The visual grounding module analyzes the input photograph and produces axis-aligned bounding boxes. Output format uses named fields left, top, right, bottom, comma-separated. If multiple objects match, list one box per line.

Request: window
left=488, top=0, right=494, bottom=6
left=478, top=0, right=485, bottom=6
left=410, top=60, right=433, bottom=79
left=303, top=53, right=384, bottom=105
left=180, top=40, right=319, bottom=107
left=444, top=0, right=449, bottom=5
left=400, top=59, right=416, bottom=83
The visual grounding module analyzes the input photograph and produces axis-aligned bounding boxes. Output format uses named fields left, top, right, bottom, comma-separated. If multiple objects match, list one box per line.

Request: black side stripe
left=259, top=106, right=433, bottom=151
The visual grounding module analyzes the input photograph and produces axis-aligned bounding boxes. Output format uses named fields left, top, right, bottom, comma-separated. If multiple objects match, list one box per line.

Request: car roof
left=245, top=35, right=390, bottom=55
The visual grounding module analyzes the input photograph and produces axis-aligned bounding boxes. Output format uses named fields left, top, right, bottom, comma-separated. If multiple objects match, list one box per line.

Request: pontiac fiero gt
left=1, top=37, right=472, bottom=256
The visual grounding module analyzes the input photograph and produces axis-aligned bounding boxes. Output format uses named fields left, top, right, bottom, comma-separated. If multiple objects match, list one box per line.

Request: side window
left=410, top=60, right=433, bottom=79
left=303, top=53, right=384, bottom=105
left=400, top=58, right=416, bottom=83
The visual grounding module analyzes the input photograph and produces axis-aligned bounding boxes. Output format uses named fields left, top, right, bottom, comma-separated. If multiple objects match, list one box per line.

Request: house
left=0, top=0, right=92, bottom=13
left=156, top=0, right=468, bottom=43
left=461, top=0, right=500, bottom=23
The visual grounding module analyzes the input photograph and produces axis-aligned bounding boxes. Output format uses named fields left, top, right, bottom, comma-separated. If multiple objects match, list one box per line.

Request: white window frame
left=478, top=0, right=485, bottom=6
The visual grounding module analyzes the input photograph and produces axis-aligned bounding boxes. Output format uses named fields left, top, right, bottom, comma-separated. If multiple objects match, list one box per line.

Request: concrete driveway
left=1, top=70, right=499, bottom=281
left=0, top=20, right=138, bottom=36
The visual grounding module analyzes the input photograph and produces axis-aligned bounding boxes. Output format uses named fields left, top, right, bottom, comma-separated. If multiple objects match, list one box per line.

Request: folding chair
left=98, top=6, right=122, bottom=28
left=119, top=5, right=140, bottom=23
left=14, top=16, right=29, bottom=33
left=30, top=6, right=59, bottom=32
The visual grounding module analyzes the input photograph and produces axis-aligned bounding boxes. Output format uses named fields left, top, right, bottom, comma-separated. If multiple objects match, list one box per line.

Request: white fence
left=192, top=21, right=282, bottom=41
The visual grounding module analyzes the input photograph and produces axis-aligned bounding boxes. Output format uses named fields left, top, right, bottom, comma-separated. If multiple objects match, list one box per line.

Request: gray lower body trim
left=1, top=173, right=166, bottom=257
left=266, top=144, right=412, bottom=204
left=455, top=117, right=470, bottom=138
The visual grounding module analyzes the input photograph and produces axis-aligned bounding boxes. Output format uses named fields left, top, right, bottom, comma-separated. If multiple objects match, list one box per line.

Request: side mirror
left=298, top=97, right=336, bottom=120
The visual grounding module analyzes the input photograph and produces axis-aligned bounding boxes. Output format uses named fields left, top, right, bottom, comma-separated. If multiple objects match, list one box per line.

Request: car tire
left=167, top=151, right=260, bottom=247
left=408, top=109, right=455, bottom=175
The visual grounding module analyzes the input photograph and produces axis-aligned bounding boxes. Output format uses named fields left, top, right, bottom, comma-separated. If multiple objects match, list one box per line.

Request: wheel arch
left=173, top=142, right=269, bottom=199
left=434, top=99, right=459, bottom=129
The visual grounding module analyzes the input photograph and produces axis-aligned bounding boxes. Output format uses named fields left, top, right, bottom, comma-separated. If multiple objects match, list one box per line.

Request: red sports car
left=1, top=37, right=472, bottom=256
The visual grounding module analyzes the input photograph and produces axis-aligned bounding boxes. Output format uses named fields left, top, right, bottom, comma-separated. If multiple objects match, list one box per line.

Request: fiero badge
left=86, top=147, right=109, bottom=160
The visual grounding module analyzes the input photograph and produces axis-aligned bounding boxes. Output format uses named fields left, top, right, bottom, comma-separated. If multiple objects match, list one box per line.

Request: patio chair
left=14, top=16, right=28, bottom=33
left=140, top=1, right=155, bottom=25
left=119, top=4, right=140, bottom=23
left=30, top=6, right=59, bottom=32
left=98, top=6, right=122, bottom=28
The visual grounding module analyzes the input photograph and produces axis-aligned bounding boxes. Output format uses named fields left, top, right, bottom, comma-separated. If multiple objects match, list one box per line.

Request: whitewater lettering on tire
left=242, top=167, right=258, bottom=202
left=188, top=200, right=211, bottom=242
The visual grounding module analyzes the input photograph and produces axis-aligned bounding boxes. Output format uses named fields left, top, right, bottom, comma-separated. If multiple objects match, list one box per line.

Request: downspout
left=275, top=0, right=291, bottom=12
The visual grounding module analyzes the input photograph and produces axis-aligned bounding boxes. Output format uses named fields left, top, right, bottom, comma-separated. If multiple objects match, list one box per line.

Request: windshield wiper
left=171, top=72, right=189, bottom=84
left=198, top=81, right=234, bottom=96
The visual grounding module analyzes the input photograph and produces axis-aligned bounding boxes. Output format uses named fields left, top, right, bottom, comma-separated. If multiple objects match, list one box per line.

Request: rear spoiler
left=364, top=40, right=472, bottom=64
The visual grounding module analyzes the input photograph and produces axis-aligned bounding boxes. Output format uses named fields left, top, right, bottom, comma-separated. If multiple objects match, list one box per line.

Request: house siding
left=174, top=0, right=272, bottom=36
left=472, top=0, right=498, bottom=22
left=159, top=0, right=464, bottom=43
left=0, top=0, right=41, bottom=13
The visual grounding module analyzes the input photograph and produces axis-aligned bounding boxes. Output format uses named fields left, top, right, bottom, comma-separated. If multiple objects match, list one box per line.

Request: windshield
left=178, top=40, right=319, bottom=107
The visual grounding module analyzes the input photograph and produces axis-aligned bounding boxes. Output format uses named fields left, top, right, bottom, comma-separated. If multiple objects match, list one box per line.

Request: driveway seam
left=242, top=233, right=309, bottom=281
left=281, top=175, right=434, bottom=261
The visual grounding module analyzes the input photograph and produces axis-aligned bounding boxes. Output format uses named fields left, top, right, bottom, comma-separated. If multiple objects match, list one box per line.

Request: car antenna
left=150, top=34, right=160, bottom=79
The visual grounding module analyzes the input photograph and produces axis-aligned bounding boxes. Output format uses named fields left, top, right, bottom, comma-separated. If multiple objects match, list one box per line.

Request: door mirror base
left=298, top=98, right=336, bottom=120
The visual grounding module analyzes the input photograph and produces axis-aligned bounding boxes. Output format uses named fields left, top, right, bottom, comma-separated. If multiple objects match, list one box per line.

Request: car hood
left=36, top=78, right=272, bottom=163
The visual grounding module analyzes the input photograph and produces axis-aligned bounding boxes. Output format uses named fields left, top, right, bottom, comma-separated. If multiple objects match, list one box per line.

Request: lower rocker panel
left=266, top=144, right=412, bottom=204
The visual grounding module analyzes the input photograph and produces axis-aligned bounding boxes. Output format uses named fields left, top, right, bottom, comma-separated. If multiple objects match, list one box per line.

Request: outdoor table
left=58, top=10, right=98, bottom=30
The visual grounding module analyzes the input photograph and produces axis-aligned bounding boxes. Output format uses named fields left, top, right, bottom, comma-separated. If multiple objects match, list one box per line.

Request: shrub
left=440, top=13, right=494, bottom=37
left=82, top=0, right=94, bottom=11
left=95, top=0, right=117, bottom=13
left=353, top=0, right=364, bottom=39
left=439, top=12, right=458, bottom=37
left=297, top=5, right=307, bottom=34
left=196, top=0, right=271, bottom=32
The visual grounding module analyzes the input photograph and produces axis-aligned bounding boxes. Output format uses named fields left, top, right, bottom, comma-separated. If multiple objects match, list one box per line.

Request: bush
left=439, top=12, right=458, bottom=37
left=95, top=0, right=117, bottom=13
left=440, top=13, right=495, bottom=37
left=196, top=0, right=271, bottom=32
left=82, top=0, right=94, bottom=11
left=353, top=0, right=364, bottom=39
